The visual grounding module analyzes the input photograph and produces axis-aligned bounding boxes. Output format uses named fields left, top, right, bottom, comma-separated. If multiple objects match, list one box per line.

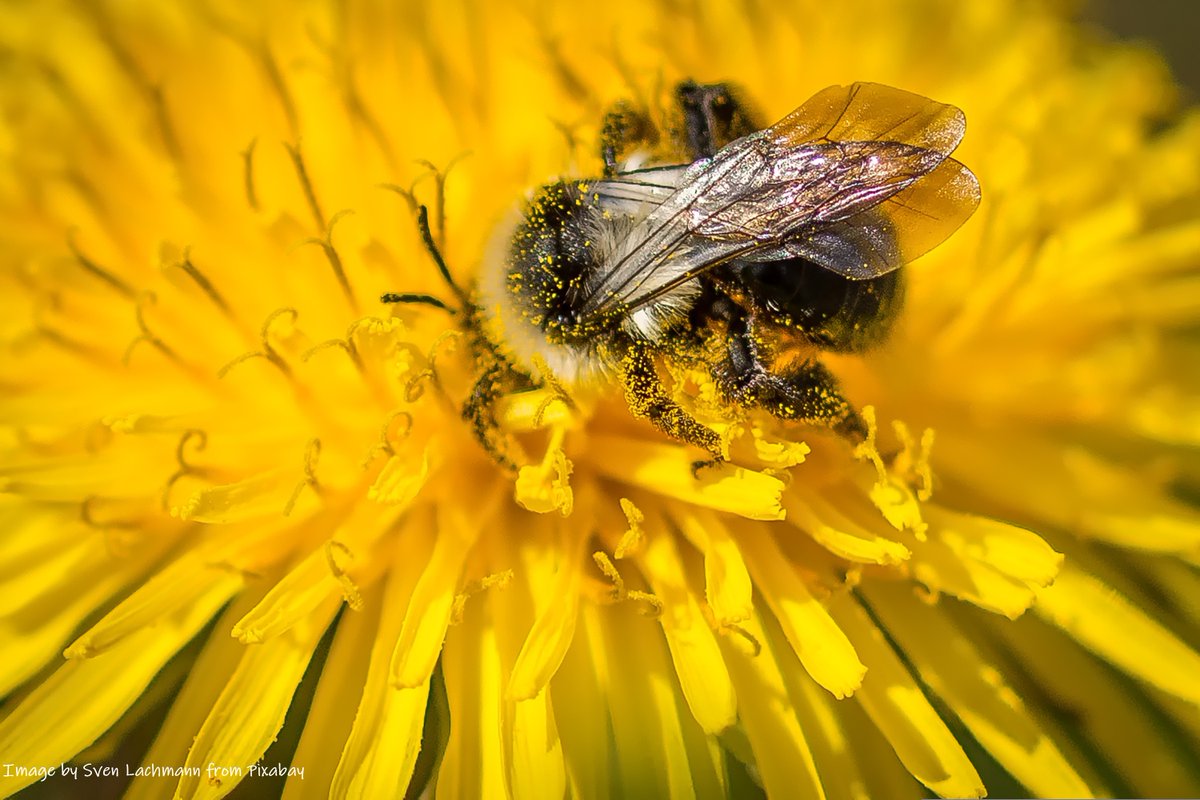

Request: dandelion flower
left=3, top=1, right=1200, bottom=798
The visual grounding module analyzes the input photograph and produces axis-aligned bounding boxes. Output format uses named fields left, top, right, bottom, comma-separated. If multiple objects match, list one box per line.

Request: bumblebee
left=388, top=81, right=980, bottom=466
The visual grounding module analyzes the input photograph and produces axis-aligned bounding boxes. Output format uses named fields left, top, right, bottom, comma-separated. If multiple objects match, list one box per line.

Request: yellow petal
left=596, top=607, right=727, bottom=800
left=0, top=506, right=93, bottom=614
left=828, top=592, right=985, bottom=798
left=590, top=434, right=785, bottom=520
left=784, top=678, right=873, bottom=800
left=508, top=524, right=586, bottom=701
left=514, top=429, right=574, bottom=515
left=232, top=547, right=349, bottom=643
left=124, top=591, right=270, bottom=800
left=864, top=582, right=1095, bottom=797
left=368, top=446, right=431, bottom=506
left=745, top=423, right=810, bottom=467
left=869, top=476, right=927, bottom=534
left=1064, top=448, right=1200, bottom=554
left=1129, top=382, right=1200, bottom=446
left=1138, top=554, right=1200, bottom=629
left=552, top=604, right=613, bottom=800
left=176, top=597, right=341, bottom=799
left=172, top=468, right=291, bottom=522
left=904, top=506, right=1062, bottom=619
left=638, top=507, right=737, bottom=733
left=784, top=488, right=910, bottom=565
left=390, top=503, right=484, bottom=688
left=233, top=505, right=396, bottom=643
left=675, top=507, right=753, bottom=626
left=931, top=506, right=1061, bottom=585
left=907, top=544, right=1036, bottom=618
left=0, top=523, right=174, bottom=693
left=439, top=612, right=507, bottom=799
left=1036, top=563, right=1200, bottom=704
left=348, top=315, right=408, bottom=364
left=756, top=607, right=923, bottom=800
left=0, top=583, right=232, bottom=797
left=986, top=611, right=1200, bottom=796
left=735, top=525, right=865, bottom=699
left=333, top=522, right=435, bottom=797
left=283, top=589, right=377, bottom=798
left=506, top=686, right=567, bottom=800
left=717, top=609, right=827, bottom=800
left=831, top=684, right=930, bottom=800
left=789, top=656, right=920, bottom=800
left=65, top=552, right=243, bottom=658
left=496, top=387, right=576, bottom=431
left=481, top=521, right=571, bottom=800
left=937, top=434, right=1200, bottom=554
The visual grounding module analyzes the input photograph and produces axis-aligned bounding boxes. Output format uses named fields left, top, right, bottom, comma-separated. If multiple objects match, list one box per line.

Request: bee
left=387, top=81, right=980, bottom=467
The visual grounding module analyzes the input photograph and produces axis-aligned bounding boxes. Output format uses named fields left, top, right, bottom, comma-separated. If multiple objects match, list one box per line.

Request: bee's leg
left=599, top=101, right=658, bottom=176
left=715, top=309, right=866, bottom=442
left=461, top=359, right=524, bottom=473
left=761, top=361, right=867, bottom=442
left=619, top=338, right=724, bottom=459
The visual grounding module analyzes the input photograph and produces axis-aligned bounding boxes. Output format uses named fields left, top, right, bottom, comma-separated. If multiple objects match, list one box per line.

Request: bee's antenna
left=379, top=292, right=455, bottom=313
left=379, top=204, right=470, bottom=313
left=415, top=204, right=470, bottom=305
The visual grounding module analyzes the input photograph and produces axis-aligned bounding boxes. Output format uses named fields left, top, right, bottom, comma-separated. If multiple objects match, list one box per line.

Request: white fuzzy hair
left=580, top=200, right=700, bottom=341
left=479, top=198, right=699, bottom=387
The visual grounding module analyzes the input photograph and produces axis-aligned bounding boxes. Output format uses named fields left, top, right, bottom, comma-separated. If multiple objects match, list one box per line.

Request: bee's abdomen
left=717, top=258, right=905, bottom=352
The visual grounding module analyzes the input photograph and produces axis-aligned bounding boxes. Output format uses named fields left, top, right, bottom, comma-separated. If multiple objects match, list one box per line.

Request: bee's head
left=543, top=309, right=580, bottom=337
left=507, top=181, right=596, bottom=345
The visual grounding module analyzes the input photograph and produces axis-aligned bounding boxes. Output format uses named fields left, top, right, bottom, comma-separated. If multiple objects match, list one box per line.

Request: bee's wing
left=749, top=153, right=980, bottom=279
left=590, top=164, right=692, bottom=214
left=576, top=82, right=980, bottom=321
left=777, top=81, right=967, bottom=158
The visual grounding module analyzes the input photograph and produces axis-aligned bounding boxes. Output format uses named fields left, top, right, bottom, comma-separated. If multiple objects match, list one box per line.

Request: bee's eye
left=549, top=310, right=576, bottom=331
left=540, top=308, right=589, bottom=346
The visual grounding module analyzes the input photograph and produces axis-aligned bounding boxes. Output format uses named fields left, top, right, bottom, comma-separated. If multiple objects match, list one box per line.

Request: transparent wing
left=590, top=164, right=691, bottom=215
left=750, top=155, right=981, bottom=278
left=772, top=81, right=967, bottom=157
left=575, top=82, right=980, bottom=321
